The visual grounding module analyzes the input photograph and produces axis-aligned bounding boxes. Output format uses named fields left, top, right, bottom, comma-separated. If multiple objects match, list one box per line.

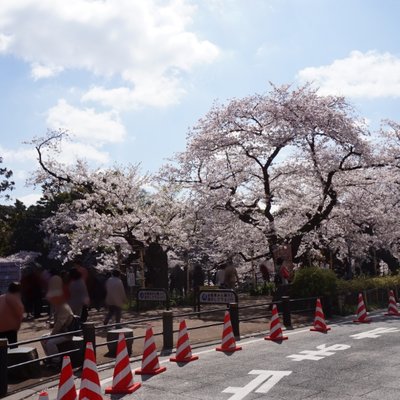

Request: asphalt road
left=14, top=310, right=400, bottom=399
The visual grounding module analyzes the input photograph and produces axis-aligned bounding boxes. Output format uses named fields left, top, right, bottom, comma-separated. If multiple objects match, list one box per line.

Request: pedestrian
left=259, top=262, right=271, bottom=283
left=68, top=268, right=89, bottom=321
left=192, top=264, right=205, bottom=291
left=215, top=265, right=226, bottom=288
left=0, top=282, right=24, bottom=347
left=224, top=259, right=239, bottom=289
left=103, top=269, right=127, bottom=325
left=41, top=294, right=74, bottom=367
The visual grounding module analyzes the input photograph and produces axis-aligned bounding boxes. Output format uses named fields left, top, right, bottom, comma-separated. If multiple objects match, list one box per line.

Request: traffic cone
left=216, top=310, right=242, bottom=352
left=56, top=356, right=77, bottom=400
left=170, top=320, right=198, bottom=363
left=265, top=304, right=288, bottom=341
left=135, top=325, right=167, bottom=375
left=385, top=290, right=400, bottom=316
left=353, top=293, right=372, bottom=323
left=79, top=342, right=102, bottom=400
left=310, top=298, right=331, bottom=332
left=38, top=392, right=49, bottom=400
left=105, top=333, right=141, bottom=394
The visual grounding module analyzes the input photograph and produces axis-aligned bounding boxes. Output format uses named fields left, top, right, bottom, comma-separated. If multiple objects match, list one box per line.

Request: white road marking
left=99, top=327, right=310, bottom=386
left=287, top=343, right=351, bottom=361
left=350, top=327, right=400, bottom=339
left=222, top=370, right=292, bottom=400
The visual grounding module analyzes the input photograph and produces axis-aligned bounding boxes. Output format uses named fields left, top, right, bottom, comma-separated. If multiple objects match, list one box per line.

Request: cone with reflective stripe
left=105, top=334, right=141, bottom=394
left=170, top=320, right=198, bottom=363
left=38, top=392, right=49, bottom=400
left=353, top=293, right=372, bottom=323
left=79, top=342, right=102, bottom=400
left=310, top=298, right=331, bottom=332
left=265, top=304, right=288, bottom=341
left=135, top=325, right=167, bottom=375
left=385, top=290, right=400, bottom=316
left=56, top=356, right=77, bottom=400
left=216, top=310, right=242, bottom=352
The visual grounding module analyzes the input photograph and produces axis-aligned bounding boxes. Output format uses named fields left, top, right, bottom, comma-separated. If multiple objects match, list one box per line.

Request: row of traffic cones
left=39, top=291, right=398, bottom=398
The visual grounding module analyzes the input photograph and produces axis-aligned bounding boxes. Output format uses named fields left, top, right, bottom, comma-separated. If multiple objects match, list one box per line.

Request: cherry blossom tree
left=162, top=84, right=382, bottom=263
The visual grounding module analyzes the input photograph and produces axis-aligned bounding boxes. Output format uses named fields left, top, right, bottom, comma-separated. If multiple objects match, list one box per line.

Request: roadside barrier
left=264, top=304, right=288, bottom=341
left=216, top=310, right=242, bottom=352
left=385, top=290, right=399, bottom=316
left=78, top=342, right=102, bottom=400
left=170, top=320, right=198, bottom=363
left=56, top=356, right=77, bottom=400
left=310, top=298, right=330, bottom=333
left=135, top=326, right=166, bottom=375
left=353, top=293, right=372, bottom=323
left=105, top=333, right=141, bottom=395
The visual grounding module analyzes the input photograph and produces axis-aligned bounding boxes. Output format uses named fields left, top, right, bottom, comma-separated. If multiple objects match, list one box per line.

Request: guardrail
left=0, top=287, right=394, bottom=397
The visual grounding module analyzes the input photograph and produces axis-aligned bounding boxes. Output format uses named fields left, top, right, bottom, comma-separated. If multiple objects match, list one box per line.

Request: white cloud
left=0, top=33, right=12, bottom=52
left=31, top=63, right=63, bottom=80
left=297, top=50, right=400, bottom=98
left=82, top=74, right=185, bottom=110
left=55, top=141, right=110, bottom=164
left=0, top=145, right=36, bottom=163
left=46, top=99, right=126, bottom=144
left=0, top=0, right=219, bottom=108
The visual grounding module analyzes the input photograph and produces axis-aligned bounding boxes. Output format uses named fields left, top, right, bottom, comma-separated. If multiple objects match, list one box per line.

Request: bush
left=337, top=275, right=400, bottom=294
left=249, top=282, right=275, bottom=296
left=290, top=267, right=338, bottom=298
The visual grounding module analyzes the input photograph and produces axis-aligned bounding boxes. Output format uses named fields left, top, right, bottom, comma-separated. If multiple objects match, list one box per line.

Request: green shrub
left=290, top=267, right=338, bottom=298
left=337, top=275, right=400, bottom=294
left=249, top=282, right=275, bottom=296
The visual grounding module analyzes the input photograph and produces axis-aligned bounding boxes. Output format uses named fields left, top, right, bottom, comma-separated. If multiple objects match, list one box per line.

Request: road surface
left=12, top=310, right=400, bottom=399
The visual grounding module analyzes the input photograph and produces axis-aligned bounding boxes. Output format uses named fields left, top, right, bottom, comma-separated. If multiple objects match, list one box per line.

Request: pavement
left=7, top=308, right=400, bottom=400
left=8, top=311, right=400, bottom=400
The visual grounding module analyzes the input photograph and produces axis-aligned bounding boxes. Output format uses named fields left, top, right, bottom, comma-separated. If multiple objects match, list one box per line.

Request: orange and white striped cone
left=38, top=391, right=49, bottom=400
left=135, top=325, right=167, bottom=375
left=216, top=310, right=242, bottom=352
left=353, top=293, right=372, bottom=323
left=56, top=356, right=77, bottom=400
left=265, top=304, right=288, bottom=341
left=310, top=298, right=331, bottom=332
left=385, top=290, right=400, bottom=316
left=170, top=320, right=198, bottom=363
left=105, top=334, right=141, bottom=394
left=79, top=342, right=102, bottom=400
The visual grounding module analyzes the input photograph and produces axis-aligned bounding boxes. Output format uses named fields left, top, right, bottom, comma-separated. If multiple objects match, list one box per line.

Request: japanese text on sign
left=138, top=290, right=167, bottom=302
left=199, top=291, right=236, bottom=304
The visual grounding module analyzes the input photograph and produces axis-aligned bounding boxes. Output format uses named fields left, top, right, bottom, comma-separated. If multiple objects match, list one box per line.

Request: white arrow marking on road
left=350, top=327, right=400, bottom=339
left=222, top=370, right=292, bottom=400
left=287, top=343, right=351, bottom=361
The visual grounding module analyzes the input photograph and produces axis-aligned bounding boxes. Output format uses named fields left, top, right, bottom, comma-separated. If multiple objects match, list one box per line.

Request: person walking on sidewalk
left=0, top=282, right=24, bottom=347
left=103, top=269, right=127, bottom=325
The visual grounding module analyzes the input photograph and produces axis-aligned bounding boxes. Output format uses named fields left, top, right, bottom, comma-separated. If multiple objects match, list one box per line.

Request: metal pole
left=0, top=339, right=8, bottom=398
left=229, top=303, right=240, bottom=340
left=281, top=296, right=292, bottom=329
left=82, top=322, right=96, bottom=357
left=162, top=310, right=174, bottom=350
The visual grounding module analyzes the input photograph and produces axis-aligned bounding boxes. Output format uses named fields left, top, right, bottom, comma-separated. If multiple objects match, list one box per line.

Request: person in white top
left=215, top=265, right=226, bottom=288
left=103, top=269, right=127, bottom=325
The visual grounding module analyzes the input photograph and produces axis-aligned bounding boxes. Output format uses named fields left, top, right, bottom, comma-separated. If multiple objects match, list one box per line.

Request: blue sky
left=1, top=0, right=400, bottom=205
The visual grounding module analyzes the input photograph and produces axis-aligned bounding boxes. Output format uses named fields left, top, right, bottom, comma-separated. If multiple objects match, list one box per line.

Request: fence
left=0, top=288, right=395, bottom=397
